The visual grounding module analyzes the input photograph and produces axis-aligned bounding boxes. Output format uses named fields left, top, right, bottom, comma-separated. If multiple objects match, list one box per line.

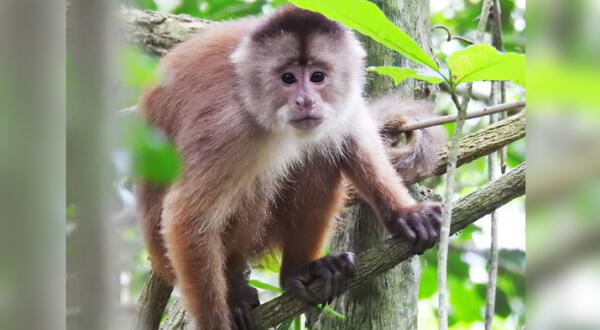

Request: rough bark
left=421, top=110, right=525, bottom=183
left=132, top=272, right=174, bottom=330
left=119, top=6, right=212, bottom=57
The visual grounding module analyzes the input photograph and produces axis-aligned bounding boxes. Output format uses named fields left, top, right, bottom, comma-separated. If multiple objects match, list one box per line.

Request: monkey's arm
left=341, top=122, right=442, bottom=254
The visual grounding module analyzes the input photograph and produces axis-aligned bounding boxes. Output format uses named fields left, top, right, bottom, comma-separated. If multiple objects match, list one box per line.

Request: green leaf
left=127, top=119, right=182, bottom=185
left=368, top=66, right=445, bottom=85
left=293, top=316, right=302, bottom=330
left=289, top=0, right=439, bottom=71
left=447, top=44, right=525, bottom=87
left=449, top=278, right=484, bottom=323
left=248, top=280, right=284, bottom=293
left=419, top=265, right=437, bottom=299
left=474, top=284, right=512, bottom=318
left=320, top=305, right=346, bottom=319
left=252, top=251, right=282, bottom=273
left=277, top=319, right=292, bottom=330
left=447, top=250, right=469, bottom=278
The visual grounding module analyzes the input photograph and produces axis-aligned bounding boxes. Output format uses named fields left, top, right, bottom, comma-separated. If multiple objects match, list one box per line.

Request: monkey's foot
left=386, top=202, right=443, bottom=255
left=228, top=281, right=259, bottom=330
left=283, top=252, right=356, bottom=305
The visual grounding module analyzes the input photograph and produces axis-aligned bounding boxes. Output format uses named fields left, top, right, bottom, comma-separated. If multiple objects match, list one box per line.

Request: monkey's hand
left=227, top=280, right=260, bottom=330
left=282, top=252, right=356, bottom=306
left=386, top=202, right=443, bottom=255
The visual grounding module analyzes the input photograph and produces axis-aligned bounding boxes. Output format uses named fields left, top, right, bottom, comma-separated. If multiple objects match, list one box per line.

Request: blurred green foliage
left=126, top=118, right=182, bottom=184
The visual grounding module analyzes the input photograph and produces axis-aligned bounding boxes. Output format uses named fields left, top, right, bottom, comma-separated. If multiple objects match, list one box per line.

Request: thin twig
left=432, top=24, right=475, bottom=44
left=394, top=100, right=525, bottom=132
left=437, top=91, right=470, bottom=330
left=485, top=1, right=507, bottom=328
left=438, top=1, right=495, bottom=329
left=452, top=36, right=475, bottom=45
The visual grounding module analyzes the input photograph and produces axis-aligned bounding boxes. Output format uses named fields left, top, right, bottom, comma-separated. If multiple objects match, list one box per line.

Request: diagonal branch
left=408, top=110, right=525, bottom=184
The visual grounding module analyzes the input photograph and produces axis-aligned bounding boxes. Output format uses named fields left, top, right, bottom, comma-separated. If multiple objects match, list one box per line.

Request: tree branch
left=409, top=110, right=525, bottom=184
left=132, top=272, right=173, bottom=330
left=119, top=6, right=212, bottom=57
left=394, top=100, right=524, bottom=132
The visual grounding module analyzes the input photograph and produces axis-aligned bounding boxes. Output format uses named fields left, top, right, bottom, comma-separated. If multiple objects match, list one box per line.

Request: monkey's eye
left=310, top=71, right=325, bottom=83
left=281, top=73, right=297, bottom=84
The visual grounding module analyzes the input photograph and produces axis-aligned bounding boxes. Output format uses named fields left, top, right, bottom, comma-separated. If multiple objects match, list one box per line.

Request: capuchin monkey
left=137, top=5, right=445, bottom=330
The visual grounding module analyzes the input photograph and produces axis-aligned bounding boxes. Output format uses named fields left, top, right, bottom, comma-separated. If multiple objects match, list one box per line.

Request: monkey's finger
left=410, top=217, right=429, bottom=254
left=311, top=266, right=333, bottom=302
left=393, top=217, right=416, bottom=242
left=241, top=304, right=256, bottom=330
left=334, top=252, right=356, bottom=277
left=429, top=202, right=443, bottom=216
left=331, top=268, right=344, bottom=300
left=286, top=277, right=321, bottom=305
left=230, top=308, right=243, bottom=330
left=422, top=217, right=438, bottom=250
left=425, top=206, right=443, bottom=231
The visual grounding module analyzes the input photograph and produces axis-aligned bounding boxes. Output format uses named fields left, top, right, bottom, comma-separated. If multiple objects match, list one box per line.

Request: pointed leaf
left=290, top=0, right=439, bottom=71
left=447, top=44, right=525, bottom=87
left=368, top=66, right=445, bottom=85
left=248, top=280, right=284, bottom=293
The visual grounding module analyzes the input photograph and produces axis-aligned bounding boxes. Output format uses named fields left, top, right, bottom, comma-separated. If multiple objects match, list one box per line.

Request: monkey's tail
left=368, top=95, right=447, bottom=184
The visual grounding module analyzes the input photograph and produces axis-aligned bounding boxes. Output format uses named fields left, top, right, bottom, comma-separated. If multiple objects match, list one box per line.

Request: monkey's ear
left=230, top=37, right=252, bottom=66
left=346, top=32, right=367, bottom=59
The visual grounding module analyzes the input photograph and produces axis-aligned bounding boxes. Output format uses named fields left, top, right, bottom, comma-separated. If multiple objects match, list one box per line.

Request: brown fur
left=369, top=95, right=447, bottom=183
left=136, top=6, right=443, bottom=329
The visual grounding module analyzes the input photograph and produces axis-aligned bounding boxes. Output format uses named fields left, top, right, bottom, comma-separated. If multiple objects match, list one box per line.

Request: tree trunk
left=310, top=1, right=433, bottom=329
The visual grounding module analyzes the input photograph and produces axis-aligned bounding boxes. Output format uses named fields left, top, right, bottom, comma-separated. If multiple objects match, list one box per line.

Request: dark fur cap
left=251, top=6, right=344, bottom=43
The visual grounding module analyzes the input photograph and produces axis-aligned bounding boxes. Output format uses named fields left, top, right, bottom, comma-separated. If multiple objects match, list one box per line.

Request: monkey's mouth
left=289, top=116, right=324, bottom=130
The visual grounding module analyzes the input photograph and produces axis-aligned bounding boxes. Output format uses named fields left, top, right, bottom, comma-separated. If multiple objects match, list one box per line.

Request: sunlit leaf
left=368, top=66, right=445, bottom=85
left=447, top=44, right=525, bottom=87
left=318, top=305, right=346, bottom=319
left=289, top=0, right=439, bottom=71
left=252, top=251, right=282, bottom=273
left=248, top=280, right=284, bottom=293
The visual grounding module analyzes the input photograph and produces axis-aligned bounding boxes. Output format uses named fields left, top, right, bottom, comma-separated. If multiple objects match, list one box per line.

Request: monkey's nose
left=294, top=96, right=316, bottom=109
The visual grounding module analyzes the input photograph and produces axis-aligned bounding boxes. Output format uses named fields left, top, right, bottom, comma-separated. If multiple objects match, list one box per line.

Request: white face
left=231, top=32, right=366, bottom=134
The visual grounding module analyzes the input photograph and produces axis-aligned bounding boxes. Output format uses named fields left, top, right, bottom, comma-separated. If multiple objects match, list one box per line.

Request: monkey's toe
left=230, top=303, right=256, bottom=330
left=283, top=252, right=356, bottom=305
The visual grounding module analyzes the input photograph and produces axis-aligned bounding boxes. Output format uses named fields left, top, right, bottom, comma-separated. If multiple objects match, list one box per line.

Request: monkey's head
left=231, top=6, right=366, bottom=133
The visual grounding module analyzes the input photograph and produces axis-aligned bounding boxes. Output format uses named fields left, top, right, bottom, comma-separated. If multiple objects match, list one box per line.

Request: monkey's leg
left=341, top=132, right=443, bottom=255
left=136, top=183, right=175, bottom=283
left=275, top=162, right=355, bottom=305
left=161, top=189, right=230, bottom=330
left=225, top=254, right=259, bottom=330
